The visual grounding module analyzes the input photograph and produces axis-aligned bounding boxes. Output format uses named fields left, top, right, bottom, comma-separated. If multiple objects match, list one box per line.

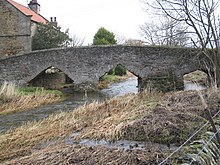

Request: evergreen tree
left=93, top=27, right=117, bottom=45
left=32, top=23, right=71, bottom=50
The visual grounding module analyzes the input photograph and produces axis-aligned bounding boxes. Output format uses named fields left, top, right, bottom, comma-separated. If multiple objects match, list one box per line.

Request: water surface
left=0, top=77, right=138, bottom=133
left=0, top=77, right=205, bottom=133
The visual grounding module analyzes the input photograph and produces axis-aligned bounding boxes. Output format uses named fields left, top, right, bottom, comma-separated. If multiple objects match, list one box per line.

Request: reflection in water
left=102, top=77, right=138, bottom=97
left=184, top=80, right=206, bottom=91
left=66, top=138, right=174, bottom=151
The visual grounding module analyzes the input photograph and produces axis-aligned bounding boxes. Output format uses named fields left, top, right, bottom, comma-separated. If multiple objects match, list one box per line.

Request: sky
left=15, top=0, right=148, bottom=44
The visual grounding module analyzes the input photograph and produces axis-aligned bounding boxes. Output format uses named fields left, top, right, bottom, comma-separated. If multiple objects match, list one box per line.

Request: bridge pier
left=138, top=72, right=184, bottom=93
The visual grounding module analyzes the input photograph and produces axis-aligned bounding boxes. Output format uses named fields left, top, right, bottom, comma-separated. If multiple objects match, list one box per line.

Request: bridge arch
left=27, top=66, right=74, bottom=88
left=0, top=45, right=209, bottom=92
left=183, top=68, right=215, bottom=88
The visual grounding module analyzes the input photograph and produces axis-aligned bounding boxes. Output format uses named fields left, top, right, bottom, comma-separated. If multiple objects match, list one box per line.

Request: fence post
left=205, top=109, right=220, bottom=145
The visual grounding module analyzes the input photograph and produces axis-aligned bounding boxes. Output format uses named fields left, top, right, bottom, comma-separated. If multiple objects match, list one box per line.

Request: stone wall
left=0, top=45, right=209, bottom=92
left=0, top=0, right=31, bottom=57
left=30, top=22, right=38, bottom=37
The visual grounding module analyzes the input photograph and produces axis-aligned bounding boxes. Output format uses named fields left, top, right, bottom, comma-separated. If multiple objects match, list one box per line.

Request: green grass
left=98, top=74, right=119, bottom=89
left=100, top=74, right=117, bottom=82
left=18, top=86, right=63, bottom=96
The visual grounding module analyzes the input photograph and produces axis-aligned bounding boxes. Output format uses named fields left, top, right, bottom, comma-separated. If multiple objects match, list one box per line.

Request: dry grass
left=0, top=82, right=61, bottom=115
left=0, top=94, right=61, bottom=115
left=74, top=87, right=162, bottom=141
left=1, top=87, right=220, bottom=163
left=4, top=143, right=169, bottom=165
left=161, top=89, right=220, bottom=117
left=119, top=107, right=205, bottom=144
left=0, top=90, right=162, bottom=162
left=0, top=81, right=18, bottom=101
left=184, top=70, right=208, bottom=85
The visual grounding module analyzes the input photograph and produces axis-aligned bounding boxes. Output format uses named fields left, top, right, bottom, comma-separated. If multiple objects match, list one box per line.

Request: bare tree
left=115, top=34, right=126, bottom=45
left=124, top=39, right=145, bottom=46
left=140, top=16, right=189, bottom=46
left=70, top=34, right=85, bottom=47
left=141, top=0, right=220, bottom=86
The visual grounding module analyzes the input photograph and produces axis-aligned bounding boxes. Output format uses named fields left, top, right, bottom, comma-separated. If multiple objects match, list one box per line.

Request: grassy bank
left=98, top=72, right=134, bottom=89
left=1, top=86, right=220, bottom=163
left=0, top=82, right=63, bottom=115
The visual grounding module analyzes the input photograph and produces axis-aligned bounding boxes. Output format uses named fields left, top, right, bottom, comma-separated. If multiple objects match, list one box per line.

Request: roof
left=7, top=0, right=48, bottom=24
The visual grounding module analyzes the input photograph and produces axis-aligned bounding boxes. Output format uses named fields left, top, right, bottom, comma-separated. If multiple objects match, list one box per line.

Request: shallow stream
left=0, top=77, right=138, bottom=133
left=0, top=77, right=205, bottom=133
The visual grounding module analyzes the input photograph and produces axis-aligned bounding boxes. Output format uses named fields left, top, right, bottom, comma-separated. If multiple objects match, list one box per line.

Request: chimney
left=28, top=0, right=40, bottom=14
left=49, top=17, right=58, bottom=27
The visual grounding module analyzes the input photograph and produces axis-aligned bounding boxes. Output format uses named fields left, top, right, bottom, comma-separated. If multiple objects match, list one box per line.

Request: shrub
left=107, top=68, right=115, bottom=75
left=115, top=64, right=126, bottom=76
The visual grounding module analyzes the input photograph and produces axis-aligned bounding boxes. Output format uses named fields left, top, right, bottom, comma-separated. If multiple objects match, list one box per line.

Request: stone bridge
left=0, top=45, right=210, bottom=92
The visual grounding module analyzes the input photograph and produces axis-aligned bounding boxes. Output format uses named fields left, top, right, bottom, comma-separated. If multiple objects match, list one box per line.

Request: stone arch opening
left=28, top=66, right=74, bottom=89
left=183, top=70, right=208, bottom=90
left=98, top=64, right=139, bottom=94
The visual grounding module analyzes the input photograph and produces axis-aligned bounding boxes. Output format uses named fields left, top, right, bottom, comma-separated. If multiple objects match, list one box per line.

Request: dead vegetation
left=0, top=82, right=61, bottom=115
left=161, top=89, right=220, bottom=117
left=1, top=87, right=220, bottom=164
left=4, top=143, right=169, bottom=165
left=183, top=70, right=208, bottom=86
left=119, top=107, right=205, bottom=144
left=0, top=90, right=161, bottom=162
left=0, top=94, right=61, bottom=115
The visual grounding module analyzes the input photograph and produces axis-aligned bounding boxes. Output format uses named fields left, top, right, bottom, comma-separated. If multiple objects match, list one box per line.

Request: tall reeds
left=0, top=81, right=61, bottom=115
left=0, top=81, right=18, bottom=101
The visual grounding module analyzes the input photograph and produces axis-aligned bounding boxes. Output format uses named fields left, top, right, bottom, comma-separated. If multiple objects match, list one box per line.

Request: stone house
left=0, top=0, right=49, bottom=57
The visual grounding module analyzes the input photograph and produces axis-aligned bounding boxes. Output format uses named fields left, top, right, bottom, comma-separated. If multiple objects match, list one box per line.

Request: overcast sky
left=15, top=0, right=147, bottom=44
